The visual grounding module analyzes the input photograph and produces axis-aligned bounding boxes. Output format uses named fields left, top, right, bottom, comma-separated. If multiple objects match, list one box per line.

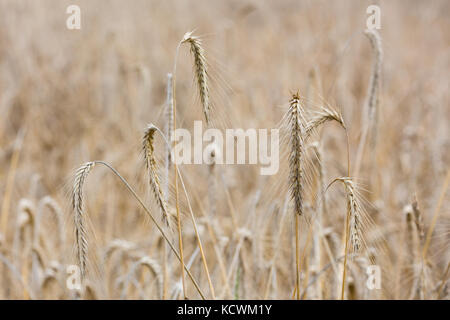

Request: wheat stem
left=72, top=161, right=205, bottom=299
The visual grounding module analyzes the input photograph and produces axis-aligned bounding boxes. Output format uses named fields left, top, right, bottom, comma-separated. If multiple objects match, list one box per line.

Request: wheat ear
left=325, top=177, right=363, bottom=299
left=287, top=93, right=306, bottom=299
left=143, top=124, right=172, bottom=230
left=305, top=107, right=346, bottom=140
left=181, top=31, right=211, bottom=125
left=288, top=93, right=306, bottom=217
left=72, top=161, right=95, bottom=279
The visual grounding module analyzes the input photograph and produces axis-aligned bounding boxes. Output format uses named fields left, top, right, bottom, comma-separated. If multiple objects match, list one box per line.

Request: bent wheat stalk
left=305, top=107, right=351, bottom=176
left=164, top=73, right=174, bottom=203
left=71, top=161, right=206, bottom=299
left=150, top=124, right=216, bottom=299
left=325, top=177, right=362, bottom=299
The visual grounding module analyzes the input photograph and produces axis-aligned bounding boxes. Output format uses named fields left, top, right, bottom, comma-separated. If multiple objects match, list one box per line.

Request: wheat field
left=0, top=0, right=449, bottom=300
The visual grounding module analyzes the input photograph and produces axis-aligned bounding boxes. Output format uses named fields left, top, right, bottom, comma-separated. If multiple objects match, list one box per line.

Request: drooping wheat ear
left=72, top=161, right=95, bottom=279
left=288, top=93, right=306, bottom=217
left=341, top=178, right=361, bottom=253
left=364, top=29, right=383, bottom=141
left=133, top=256, right=163, bottom=299
left=143, top=124, right=172, bottom=230
left=305, top=107, right=346, bottom=140
left=181, top=31, right=210, bottom=125
left=328, top=177, right=363, bottom=299
left=36, top=196, right=64, bottom=248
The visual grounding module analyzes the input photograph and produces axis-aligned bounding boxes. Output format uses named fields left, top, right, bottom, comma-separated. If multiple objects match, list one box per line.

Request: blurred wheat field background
left=0, top=0, right=449, bottom=300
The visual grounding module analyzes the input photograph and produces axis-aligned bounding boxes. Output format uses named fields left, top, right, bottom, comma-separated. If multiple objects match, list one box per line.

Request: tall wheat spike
left=287, top=92, right=306, bottom=299
left=288, top=93, right=306, bottom=218
left=181, top=31, right=211, bottom=125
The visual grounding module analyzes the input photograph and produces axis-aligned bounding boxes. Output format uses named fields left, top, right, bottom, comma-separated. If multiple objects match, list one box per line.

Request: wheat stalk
left=310, top=142, right=327, bottom=299
left=142, top=125, right=216, bottom=298
left=286, top=92, right=306, bottom=299
left=354, top=29, right=383, bottom=176
left=207, top=145, right=217, bottom=218
left=164, top=73, right=174, bottom=202
left=72, top=160, right=206, bottom=299
left=364, top=29, right=383, bottom=138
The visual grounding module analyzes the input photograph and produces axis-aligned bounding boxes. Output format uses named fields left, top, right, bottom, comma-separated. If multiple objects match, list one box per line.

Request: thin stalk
left=91, top=161, right=205, bottom=299
left=153, top=125, right=216, bottom=299
left=341, top=209, right=351, bottom=300
left=295, top=214, right=300, bottom=300
left=171, top=41, right=187, bottom=299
